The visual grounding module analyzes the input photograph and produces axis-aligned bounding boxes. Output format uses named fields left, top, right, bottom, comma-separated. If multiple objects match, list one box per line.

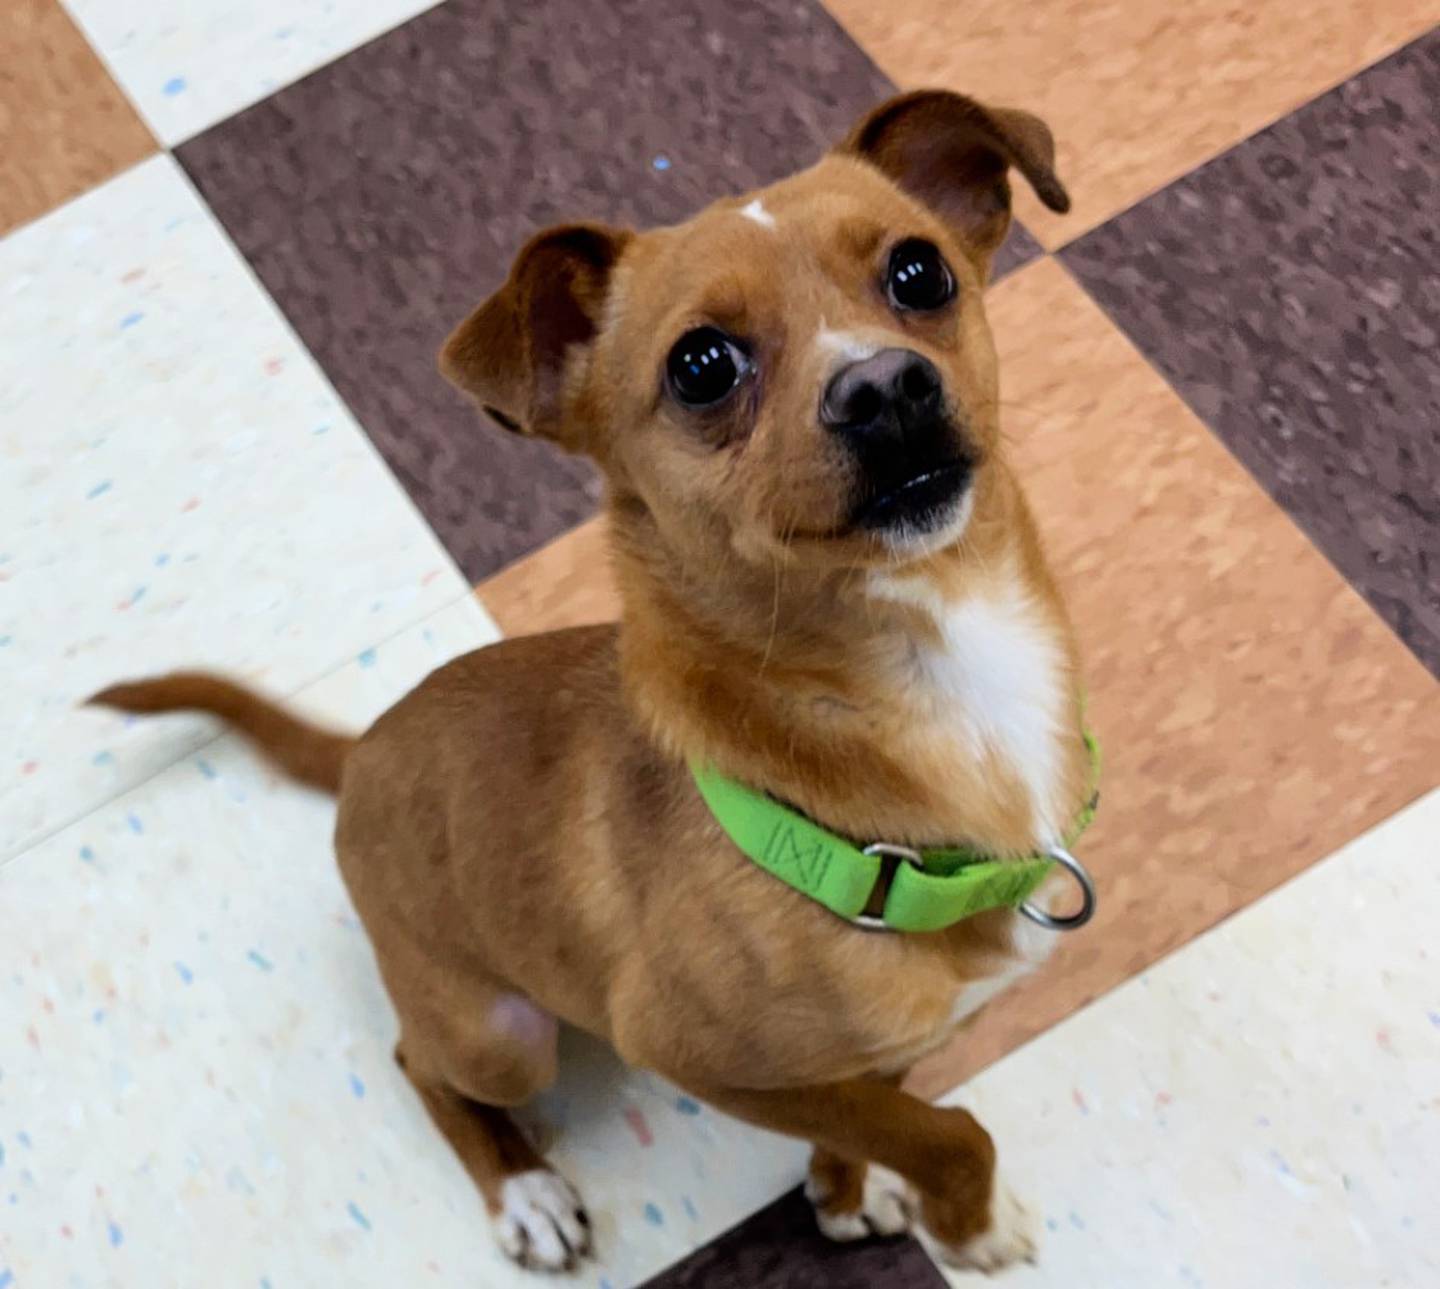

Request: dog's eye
left=887, top=239, right=955, bottom=312
left=666, top=327, right=749, bottom=407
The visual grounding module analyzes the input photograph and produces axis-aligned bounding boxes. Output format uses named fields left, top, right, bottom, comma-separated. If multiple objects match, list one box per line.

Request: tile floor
left=2, top=1, right=1437, bottom=1286
left=937, top=789, right=1440, bottom=1289
left=0, top=154, right=466, bottom=862
left=61, top=0, right=446, bottom=145
left=0, top=1, right=155, bottom=237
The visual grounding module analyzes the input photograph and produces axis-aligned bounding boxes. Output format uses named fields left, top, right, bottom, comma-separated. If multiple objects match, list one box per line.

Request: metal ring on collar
left=1020, top=845, right=1096, bottom=931
left=851, top=843, right=925, bottom=930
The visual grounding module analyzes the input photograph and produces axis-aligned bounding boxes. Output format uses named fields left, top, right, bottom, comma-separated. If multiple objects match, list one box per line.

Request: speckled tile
left=932, top=787, right=1440, bottom=1288
left=908, top=257, right=1440, bottom=1099
left=0, top=154, right=477, bottom=863
left=0, top=602, right=808, bottom=1289
left=59, top=0, right=444, bottom=145
left=176, top=0, right=1047, bottom=584
left=0, top=0, right=156, bottom=236
left=824, top=0, right=1438, bottom=246
left=639, top=1187, right=944, bottom=1289
left=1062, top=29, right=1440, bottom=678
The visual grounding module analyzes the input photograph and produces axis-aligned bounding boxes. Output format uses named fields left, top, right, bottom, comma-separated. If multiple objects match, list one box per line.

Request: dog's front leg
left=803, top=1071, right=915, bottom=1241
left=680, top=1077, right=1036, bottom=1272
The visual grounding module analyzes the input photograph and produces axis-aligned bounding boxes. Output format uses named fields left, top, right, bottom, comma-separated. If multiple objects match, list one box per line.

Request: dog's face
left=443, top=92, right=1068, bottom=571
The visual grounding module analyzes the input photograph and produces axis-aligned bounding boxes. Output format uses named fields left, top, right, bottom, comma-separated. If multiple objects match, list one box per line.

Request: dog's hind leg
left=390, top=971, right=592, bottom=1273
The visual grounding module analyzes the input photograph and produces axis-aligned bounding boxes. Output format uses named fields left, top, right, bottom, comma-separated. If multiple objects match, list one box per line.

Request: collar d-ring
left=1019, top=845, right=1096, bottom=931
left=850, top=842, right=926, bottom=930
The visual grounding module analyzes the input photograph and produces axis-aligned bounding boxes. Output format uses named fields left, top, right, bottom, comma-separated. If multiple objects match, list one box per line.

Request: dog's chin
left=751, top=460, right=977, bottom=567
left=852, top=459, right=976, bottom=558
left=870, top=484, right=976, bottom=559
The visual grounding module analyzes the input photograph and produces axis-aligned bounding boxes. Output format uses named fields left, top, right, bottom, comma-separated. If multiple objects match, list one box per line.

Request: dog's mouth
left=851, top=457, right=974, bottom=533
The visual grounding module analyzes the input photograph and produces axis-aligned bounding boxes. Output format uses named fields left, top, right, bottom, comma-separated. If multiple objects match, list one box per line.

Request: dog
left=95, top=89, right=1093, bottom=1275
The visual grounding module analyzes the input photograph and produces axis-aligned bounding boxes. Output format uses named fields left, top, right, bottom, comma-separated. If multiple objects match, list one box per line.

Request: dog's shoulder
left=350, top=623, right=625, bottom=772
left=396, top=623, right=619, bottom=710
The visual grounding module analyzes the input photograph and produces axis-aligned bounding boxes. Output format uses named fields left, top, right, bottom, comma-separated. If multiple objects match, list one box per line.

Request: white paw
left=927, top=1181, right=1038, bottom=1275
left=807, top=1164, right=915, bottom=1242
left=495, top=1169, right=593, bottom=1272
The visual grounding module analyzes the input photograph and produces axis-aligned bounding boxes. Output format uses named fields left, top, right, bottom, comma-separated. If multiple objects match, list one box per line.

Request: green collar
left=691, top=732, right=1100, bottom=934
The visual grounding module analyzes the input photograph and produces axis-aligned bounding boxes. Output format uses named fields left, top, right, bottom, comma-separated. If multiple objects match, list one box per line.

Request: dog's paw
left=807, top=1163, right=916, bottom=1242
left=926, top=1181, right=1038, bottom=1275
left=495, top=1169, right=593, bottom=1272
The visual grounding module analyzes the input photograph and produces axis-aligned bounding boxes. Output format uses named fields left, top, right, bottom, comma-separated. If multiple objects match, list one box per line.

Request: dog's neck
left=611, top=463, right=1090, bottom=856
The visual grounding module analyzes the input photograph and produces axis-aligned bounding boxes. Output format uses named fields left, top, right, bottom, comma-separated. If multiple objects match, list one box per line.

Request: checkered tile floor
left=2, top=2, right=1437, bottom=1286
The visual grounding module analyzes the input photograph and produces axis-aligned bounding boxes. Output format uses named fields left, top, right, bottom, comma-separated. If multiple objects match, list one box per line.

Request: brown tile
left=177, top=0, right=1046, bottom=582
left=1064, top=30, right=1440, bottom=677
left=638, top=1186, right=945, bottom=1289
left=0, top=0, right=155, bottom=235
left=177, top=0, right=896, bottom=582
left=990, top=225, right=1043, bottom=284
left=822, top=0, right=1438, bottom=245
left=476, top=516, right=620, bottom=637
left=907, top=258, right=1440, bottom=1099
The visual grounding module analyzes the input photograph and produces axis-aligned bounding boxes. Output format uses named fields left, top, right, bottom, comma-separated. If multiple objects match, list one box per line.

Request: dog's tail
left=89, top=672, right=356, bottom=795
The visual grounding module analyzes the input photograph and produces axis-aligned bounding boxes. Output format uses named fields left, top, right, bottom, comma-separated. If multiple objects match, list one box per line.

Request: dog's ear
left=440, top=222, right=632, bottom=445
left=841, top=91, right=1069, bottom=264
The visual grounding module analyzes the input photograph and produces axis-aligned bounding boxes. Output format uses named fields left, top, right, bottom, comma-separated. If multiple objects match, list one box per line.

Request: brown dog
left=96, top=89, right=1092, bottom=1275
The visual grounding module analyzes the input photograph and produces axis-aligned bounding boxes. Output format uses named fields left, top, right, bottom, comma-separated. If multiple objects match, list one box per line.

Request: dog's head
left=441, top=91, right=1068, bottom=570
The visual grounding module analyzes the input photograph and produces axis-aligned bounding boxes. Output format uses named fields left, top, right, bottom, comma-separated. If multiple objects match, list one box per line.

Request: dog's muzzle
left=821, top=348, right=975, bottom=533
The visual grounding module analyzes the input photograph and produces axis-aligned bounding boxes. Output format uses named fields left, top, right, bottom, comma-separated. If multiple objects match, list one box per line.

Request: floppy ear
left=440, top=222, right=632, bottom=445
left=841, top=90, right=1069, bottom=264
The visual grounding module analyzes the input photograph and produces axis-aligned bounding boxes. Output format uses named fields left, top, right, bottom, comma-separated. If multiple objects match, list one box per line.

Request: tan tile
left=908, top=259, right=1440, bottom=1098
left=476, top=517, right=620, bottom=636
left=0, top=0, right=155, bottom=235
left=824, top=0, right=1436, bottom=245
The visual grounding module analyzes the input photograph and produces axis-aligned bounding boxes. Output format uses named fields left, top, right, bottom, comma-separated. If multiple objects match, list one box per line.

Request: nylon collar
left=691, top=732, right=1100, bottom=934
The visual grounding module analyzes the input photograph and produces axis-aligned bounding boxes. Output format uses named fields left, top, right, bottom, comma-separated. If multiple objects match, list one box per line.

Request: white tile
left=61, top=0, right=441, bottom=145
left=0, top=155, right=475, bottom=863
left=935, top=790, right=1440, bottom=1289
left=0, top=599, right=804, bottom=1289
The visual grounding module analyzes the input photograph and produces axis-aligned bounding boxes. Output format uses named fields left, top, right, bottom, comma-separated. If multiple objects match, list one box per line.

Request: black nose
left=821, top=348, right=943, bottom=444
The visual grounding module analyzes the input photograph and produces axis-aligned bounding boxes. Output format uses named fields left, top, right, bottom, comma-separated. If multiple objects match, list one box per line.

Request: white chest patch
left=740, top=198, right=776, bottom=228
left=872, top=575, right=1069, bottom=844
left=948, top=915, right=1057, bottom=1026
left=948, top=960, right=1031, bottom=1027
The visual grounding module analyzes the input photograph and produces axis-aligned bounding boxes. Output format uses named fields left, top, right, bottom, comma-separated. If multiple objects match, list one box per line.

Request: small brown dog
left=96, top=89, right=1092, bottom=1275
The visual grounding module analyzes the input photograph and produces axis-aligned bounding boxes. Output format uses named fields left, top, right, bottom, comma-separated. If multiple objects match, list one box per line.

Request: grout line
left=2, top=153, right=490, bottom=867
left=1045, top=247, right=1440, bottom=694
left=0, top=586, right=496, bottom=873
left=1046, top=21, right=1439, bottom=256
left=159, top=0, right=454, bottom=148
left=163, top=155, right=479, bottom=600
left=53, top=0, right=168, bottom=152
left=0, top=147, right=163, bottom=242
left=919, top=780, right=1440, bottom=1107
